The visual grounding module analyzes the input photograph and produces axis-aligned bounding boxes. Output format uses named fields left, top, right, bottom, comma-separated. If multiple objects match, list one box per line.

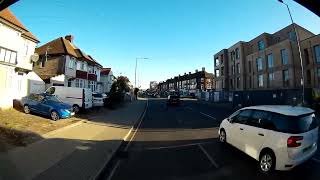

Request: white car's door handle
left=258, top=133, right=264, bottom=136
left=240, top=128, right=244, bottom=130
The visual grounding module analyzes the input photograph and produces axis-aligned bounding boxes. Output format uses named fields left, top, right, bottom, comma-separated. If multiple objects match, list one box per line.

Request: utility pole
left=279, top=0, right=305, bottom=104
left=135, top=57, right=149, bottom=88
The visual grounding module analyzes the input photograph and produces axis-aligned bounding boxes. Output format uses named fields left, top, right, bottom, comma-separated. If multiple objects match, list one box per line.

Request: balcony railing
left=76, top=70, right=88, bottom=79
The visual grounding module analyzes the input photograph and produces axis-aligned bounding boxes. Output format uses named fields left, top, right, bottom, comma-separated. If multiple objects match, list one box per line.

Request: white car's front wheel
left=219, top=129, right=226, bottom=143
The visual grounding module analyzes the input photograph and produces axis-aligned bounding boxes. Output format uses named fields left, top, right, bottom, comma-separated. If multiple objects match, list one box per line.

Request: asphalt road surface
left=102, top=98, right=320, bottom=180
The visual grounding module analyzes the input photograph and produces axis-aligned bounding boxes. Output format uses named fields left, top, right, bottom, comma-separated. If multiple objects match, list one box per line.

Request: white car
left=92, top=93, right=105, bottom=107
left=219, top=105, right=318, bottom=173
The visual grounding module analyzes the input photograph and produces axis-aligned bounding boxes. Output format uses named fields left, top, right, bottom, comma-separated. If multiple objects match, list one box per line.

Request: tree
left=108, top=76, right=131, bottom=104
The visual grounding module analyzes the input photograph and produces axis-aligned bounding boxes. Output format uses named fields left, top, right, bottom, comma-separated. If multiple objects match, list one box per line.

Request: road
left=101, top=98, right=320, bottom=180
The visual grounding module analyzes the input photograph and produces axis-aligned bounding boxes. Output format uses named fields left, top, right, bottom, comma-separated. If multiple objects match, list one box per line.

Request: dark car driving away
left=167, top=91, right=180, bottom=105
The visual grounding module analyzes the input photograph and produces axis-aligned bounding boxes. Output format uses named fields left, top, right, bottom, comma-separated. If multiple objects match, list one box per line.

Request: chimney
left=195, top=69, right=198, bottom=73
left=65, top=35, right=74, bottom=43
left=189, top=72, right=191, bottom=75
left=202, top=67, right=205, bottom=72
left=184, top=72, right=186, bottom=75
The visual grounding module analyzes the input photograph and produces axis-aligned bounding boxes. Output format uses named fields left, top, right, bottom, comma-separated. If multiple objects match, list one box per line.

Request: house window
left=267, top=54, right=273, bottom=68
left=304, top=49, right=310, bottom=65
left=68, top=79, right=72, bottom=87
left=268, top=73, right=274, bottom=87
left=306, top=70, right=311, bottom=85
left=288, top=31, right=296, bottom=41
left=258, top=40, right=265, bottom=50
left=281, top=49, right=289, bottom=65
left=258, top=74, right=263, bottom=87
left=236, top=77, right=240, bottom=89
left=221, top=67, right=224, bottom=76
left=81, top=63, right=85, bottom=70
left=314, top=45, right=320, bottom=63
left=230, top=79, right=234, bottom=89
left=0, top=48, right=16, bottom=64
left=248, top=61, right=252, bottom=73
left=231, top=51, right=235, bottom=61
left=75, top=79, right=84, bottom=88
left=236, top=63, right=240, bottom=74
left=68, top=59, right=74, bottom=69
left=249, top=76, right=252, bottom=88
left=283, top=69, right=289, bottom=87
left=256, top=57, right=263, bottom=71
left=215, top=58, right=219, bottom=67
left=215, top=69, right=220, bottom=77
left=317, top=68, right=320, bottom=78
left=88, top=66, right=93, bottom=73
left=232, top=65, right=235, bottom=75
left=235, top=48, right=240, bottom=59
left=40, top=59, right=45, bottom=68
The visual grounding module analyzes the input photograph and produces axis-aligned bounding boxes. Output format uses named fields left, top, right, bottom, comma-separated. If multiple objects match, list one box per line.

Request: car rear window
left=272, top=113, right=319, bottom=134
left=93, top=94, right=103, bottom=98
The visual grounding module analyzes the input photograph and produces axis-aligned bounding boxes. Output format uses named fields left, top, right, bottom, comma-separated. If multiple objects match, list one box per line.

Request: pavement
left=102, top=98, right=320, bottom=180
left=0, top=99, right=147, bottom=180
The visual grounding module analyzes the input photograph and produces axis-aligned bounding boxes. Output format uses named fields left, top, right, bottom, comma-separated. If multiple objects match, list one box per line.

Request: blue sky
left=10, top=0, right=320, bottom=89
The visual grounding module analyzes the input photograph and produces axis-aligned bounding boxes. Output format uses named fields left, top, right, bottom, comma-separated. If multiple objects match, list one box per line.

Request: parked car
left=45, top=86, right=92, bottom=113
left=219, top=105, right=318, bottom=173
left=21, top=93, right=74, bottom=121
left=167, top=91, right=180, bottom=105
left=92, top=92, right=104, bottom=107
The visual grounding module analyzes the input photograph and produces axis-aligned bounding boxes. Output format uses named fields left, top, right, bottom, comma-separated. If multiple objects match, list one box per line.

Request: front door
left=229, top=109, right=252, bottom=151
left=243, top=110, right=270, bottom=160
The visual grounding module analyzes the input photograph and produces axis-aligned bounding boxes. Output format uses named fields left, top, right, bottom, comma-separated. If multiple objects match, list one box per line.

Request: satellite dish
left=30, top=53, right=39, bottom=62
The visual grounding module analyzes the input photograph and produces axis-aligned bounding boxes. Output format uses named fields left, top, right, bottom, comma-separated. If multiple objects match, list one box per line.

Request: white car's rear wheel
left=259, top=151, right=275, bottom=173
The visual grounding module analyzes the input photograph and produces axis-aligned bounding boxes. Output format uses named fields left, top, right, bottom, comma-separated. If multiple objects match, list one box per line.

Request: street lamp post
left=279, top=0, right=305, bottom=105
left=135, top=57, right=149, bottom=88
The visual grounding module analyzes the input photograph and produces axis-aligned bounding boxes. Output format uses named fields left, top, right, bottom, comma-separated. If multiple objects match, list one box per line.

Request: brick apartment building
left=214, top=23, right=320, bottom=91
left=158, top=68, right=214, bottom=95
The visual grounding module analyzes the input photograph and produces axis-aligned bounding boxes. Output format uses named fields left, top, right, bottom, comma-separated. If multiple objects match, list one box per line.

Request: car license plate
left=71, top=112, right=75, bottom=116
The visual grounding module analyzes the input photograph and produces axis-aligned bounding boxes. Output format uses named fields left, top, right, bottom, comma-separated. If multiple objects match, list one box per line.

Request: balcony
left=76, top=70, right=87, bottom=79
left=88, top=73, right=97, bottom=81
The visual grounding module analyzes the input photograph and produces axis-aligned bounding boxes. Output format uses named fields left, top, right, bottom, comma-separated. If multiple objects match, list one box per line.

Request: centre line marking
left=312, top=157, right=320, bottom=163
left=200, top=112, right=217, bottom=120
left=198, top=144, right=219, bottom=168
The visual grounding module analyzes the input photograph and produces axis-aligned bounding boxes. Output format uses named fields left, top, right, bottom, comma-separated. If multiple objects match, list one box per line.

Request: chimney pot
left=195, top=69, right=198, bottom=73
left=202, top=67, right=205, bottom=71
left=65, top=35, right=74, bottom=43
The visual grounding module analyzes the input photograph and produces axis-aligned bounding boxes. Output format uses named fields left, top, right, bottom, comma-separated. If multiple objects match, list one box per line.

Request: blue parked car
left=21, top=93, right=74, bottom=121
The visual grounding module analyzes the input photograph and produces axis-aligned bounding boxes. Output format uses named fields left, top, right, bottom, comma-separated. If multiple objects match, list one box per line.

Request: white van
left=45, top=86, right=93, bottom=112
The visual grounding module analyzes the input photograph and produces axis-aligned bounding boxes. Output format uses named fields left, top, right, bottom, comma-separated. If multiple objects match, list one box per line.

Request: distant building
left=149, top=81, right=158, bottom=90
left=214, top=23, right=320, bottom=91
left=100, top=68, right=115, bottom=93
left=0, top=8, right=43, bottom=109
left=158, top=67, right=214, bottom=95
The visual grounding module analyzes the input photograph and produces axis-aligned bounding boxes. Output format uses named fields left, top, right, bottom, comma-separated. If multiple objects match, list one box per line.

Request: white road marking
left=106, top=161, right=121, bottom=180
left=185, top=106, right=192, bottom=111
left=143, top=141, right=212, bottom=150
left=106, top=100, right=149, bottom=180
left=312, top=157, right=320, bottom=163
left=125, top=99, right=149, bottom=151
left=200, top=112, right=217, bottom=120
left=198, top=144, right=219, bottom=168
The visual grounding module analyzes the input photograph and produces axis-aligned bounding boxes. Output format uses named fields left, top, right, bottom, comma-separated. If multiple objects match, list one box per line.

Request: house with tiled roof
left=0, top=8, right=43, bottom=109
left=34, top=35, right=103, bottom=92
left=100, top=68, right=115, bottom=93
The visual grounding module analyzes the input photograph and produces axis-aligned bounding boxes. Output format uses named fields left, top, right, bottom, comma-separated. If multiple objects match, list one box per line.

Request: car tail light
left=287, top=136, right=303, bottom=148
